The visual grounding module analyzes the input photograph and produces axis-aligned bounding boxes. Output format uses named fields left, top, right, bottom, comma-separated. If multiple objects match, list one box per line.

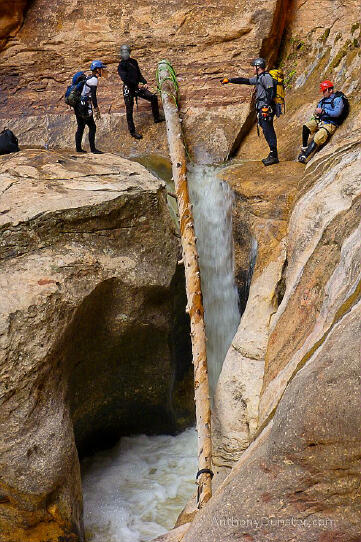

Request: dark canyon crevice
left=229, top=0, right=294, bottom=157
left=62, top=269, right=193, bottom=459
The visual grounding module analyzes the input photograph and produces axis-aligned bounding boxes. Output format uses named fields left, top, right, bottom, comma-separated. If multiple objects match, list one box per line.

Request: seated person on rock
left=117, top=44, right=164, bottom=140
left=298, top=80, right=344, bottom=164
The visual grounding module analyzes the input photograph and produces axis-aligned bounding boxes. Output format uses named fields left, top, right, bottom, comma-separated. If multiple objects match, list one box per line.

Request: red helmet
left=320, top=80, right=334, bottom=92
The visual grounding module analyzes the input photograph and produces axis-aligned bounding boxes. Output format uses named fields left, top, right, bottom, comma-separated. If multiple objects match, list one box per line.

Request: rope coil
left=156, top=59, right=179, bottom=105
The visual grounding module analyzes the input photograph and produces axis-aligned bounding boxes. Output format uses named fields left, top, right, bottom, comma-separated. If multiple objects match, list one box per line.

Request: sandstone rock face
left=0, top=150, right=193, bottom=541
left=0, top=0, right=291, bottom=162
left=200, top=1, right=361, bottom=537
left=152, top=523, right=190, bottom=542
left=0, top=0, right=29, bottom=49
left=260, top=142, right=361, bottom=426
left=183, top=300, right=361, bottom=542
left=213, top=162, right=301, bottom=465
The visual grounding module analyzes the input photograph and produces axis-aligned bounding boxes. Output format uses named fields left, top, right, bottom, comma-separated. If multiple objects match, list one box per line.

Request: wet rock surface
left=0, top=149, right=193, bottom=541
left=213, top=161, right=302, bottom=466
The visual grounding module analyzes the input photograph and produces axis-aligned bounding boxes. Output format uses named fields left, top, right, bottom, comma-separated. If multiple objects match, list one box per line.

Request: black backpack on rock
left=0, top=129, right=19, bottom=155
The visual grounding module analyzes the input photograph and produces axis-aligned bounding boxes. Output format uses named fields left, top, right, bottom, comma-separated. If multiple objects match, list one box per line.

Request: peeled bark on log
left=157, top=60, right=212, bottom=508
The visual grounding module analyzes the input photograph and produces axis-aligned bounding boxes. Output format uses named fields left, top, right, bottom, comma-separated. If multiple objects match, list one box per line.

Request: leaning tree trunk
left=157, top=60, right=212, bottom=508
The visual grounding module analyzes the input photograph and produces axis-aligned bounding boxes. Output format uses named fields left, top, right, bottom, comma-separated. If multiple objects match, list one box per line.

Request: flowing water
left=82, top=428, right=197, bottom=542
left=187, top=164, right=241, bottom=395
left=81, top=161, right=240, bottom=541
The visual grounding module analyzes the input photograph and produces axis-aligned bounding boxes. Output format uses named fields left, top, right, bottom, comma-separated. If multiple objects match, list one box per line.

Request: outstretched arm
left=229, top=77, right=252, bottom=85
left=221, top=76, right=254, bottom=85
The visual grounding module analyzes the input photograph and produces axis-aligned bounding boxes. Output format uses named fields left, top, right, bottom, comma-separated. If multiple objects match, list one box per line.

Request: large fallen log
left=157, top=60, right=213, bottom=508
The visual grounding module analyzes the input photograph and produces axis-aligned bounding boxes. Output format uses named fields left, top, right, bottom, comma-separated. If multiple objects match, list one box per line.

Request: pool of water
left=81, top=428, right=197, bottom=542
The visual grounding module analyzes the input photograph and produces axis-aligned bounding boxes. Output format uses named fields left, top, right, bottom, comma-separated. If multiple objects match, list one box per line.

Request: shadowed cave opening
left=63, top=266, right=194, bottom=461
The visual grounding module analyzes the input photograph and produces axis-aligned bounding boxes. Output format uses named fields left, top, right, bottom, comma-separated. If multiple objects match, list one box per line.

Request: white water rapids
left=81, top=163, right=240, bottom=541
left=82, top=428, right=197, bottom=542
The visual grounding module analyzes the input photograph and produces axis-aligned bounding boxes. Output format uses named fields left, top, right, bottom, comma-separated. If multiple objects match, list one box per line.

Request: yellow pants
left=305, top=118, right=337, bottom=146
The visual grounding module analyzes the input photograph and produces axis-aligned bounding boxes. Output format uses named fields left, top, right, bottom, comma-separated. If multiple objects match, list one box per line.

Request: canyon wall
left=0, top=0, right=29, bottom=49
left=0, top=0, right=360, bottom=541
left=0, top=150, right=193, bottom=541
left=214, top=0, right=361, bottom=465
left=0, top=0, right=290, bottom=162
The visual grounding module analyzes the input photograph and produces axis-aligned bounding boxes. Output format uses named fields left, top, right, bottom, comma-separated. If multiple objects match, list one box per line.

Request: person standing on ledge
left=221, top=58, right=279, bottom=166
left=117, top=44, right=164, bottom=140
left=75, top=60, right=106, bottom=154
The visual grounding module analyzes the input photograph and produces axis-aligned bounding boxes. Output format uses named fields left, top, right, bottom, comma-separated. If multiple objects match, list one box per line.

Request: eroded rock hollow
left=0, top=151, right=193, bottom=540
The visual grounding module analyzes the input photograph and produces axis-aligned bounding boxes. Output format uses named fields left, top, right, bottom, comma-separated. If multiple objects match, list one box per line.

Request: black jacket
left=117, top=58, right=147, bottom=90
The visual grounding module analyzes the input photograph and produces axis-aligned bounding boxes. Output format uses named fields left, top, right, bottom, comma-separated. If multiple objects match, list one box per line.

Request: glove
left=221, top=78, right=229, bottom=85
left=94, top=107, right=101, bottom=120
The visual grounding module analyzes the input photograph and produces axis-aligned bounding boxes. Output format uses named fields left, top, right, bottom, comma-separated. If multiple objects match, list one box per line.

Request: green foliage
left=285, top=69, right=297, bottom=88
left=351, top=22, right=360, bottom=34
left=319, top=28, right=330, bottom=43
left=330, top=40, right=351, bottom=69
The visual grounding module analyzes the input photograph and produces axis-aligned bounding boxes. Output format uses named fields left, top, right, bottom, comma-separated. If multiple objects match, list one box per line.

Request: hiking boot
left=131, top=131, right=143, bottom=140
left=297, top=140, right=318, bottom=164
left=298, top=153, right=307, bottom=164
left=91, top=149, right=103, bottom=154
left=76, top=148, right=87, bottom=153
left=301, top=146, right=308, bottom=152
left=262, top=152, right=279, bottom=166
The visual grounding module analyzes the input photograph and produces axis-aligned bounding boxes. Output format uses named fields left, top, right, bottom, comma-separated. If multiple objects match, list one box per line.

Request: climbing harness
left=260, top=106, right=273, bottom=120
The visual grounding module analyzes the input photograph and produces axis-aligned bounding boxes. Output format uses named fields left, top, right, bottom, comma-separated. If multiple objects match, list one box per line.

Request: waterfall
left=81, top=162, right=241, bottom=541
left=187, top=164, right=241, bottom=395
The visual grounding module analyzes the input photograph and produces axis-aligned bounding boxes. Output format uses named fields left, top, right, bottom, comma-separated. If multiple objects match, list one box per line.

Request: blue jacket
left=318, top=94, right=344, bottom=125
